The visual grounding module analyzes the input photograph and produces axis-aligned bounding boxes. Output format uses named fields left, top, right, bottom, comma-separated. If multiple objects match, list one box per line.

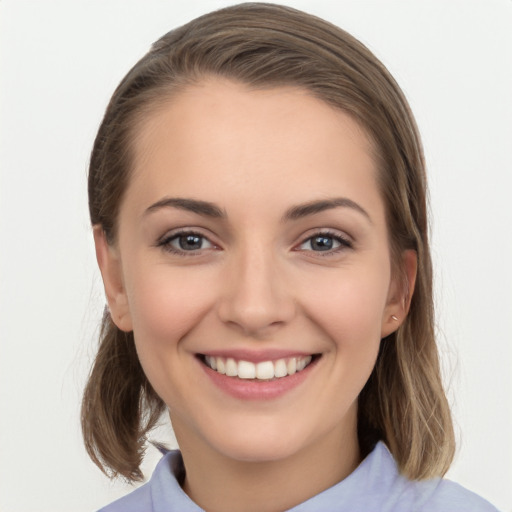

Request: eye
left=158, top=230, right=215, bottom=254
left=297, top=232, right=352, bottom=253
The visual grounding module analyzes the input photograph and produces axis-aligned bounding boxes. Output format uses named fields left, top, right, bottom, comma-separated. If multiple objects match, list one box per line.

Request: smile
left=202, top=355, right=314, bottom=380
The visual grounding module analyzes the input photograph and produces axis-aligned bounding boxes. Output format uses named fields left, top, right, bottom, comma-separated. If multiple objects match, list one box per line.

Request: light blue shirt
left=99, top=442, right=499, bottom=511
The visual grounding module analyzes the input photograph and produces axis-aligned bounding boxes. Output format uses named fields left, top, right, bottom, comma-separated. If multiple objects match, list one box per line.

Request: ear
left=381, top=249, right=417, bottom=338
left=93, top=226, right=133, bottom=332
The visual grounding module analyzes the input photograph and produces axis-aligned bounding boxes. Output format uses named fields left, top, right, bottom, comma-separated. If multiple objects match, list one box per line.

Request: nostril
left=217, top=293, right=296, bottom=335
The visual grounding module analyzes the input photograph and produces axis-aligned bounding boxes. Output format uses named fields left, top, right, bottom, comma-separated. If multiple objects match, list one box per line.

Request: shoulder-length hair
left=82, top=2, right=455, bottom=481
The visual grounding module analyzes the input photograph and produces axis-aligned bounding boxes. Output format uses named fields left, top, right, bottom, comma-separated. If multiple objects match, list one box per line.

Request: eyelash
left=295, top=230, right=353, bottom=256
left=156, top=229, right=216, bottom=256
left=156, top=229, right=353, bottom=256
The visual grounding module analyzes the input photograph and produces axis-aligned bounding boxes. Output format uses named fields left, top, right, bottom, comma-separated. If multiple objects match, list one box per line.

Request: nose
left=217, top=246, right=296, bottom=337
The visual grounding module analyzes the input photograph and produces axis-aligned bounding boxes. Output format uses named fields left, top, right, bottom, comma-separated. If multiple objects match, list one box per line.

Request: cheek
left=124, top=265, right=216, bottom=346
left=305, top=270, right=389, bottom=402
left=300, top=265, right=390, bottom=345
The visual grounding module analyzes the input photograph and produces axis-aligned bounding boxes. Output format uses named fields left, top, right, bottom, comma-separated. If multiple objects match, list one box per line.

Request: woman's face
left=97, top=78, right=408, bottom=465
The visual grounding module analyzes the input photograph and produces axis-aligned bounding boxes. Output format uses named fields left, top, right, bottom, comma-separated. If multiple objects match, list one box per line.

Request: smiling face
left=95, top=78, right=410, bottom=469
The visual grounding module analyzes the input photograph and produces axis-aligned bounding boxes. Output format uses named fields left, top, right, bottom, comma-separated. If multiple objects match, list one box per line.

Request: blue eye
left=298, top=233, right=351, bottom=253
left=159, top=231, right=214, bottom=253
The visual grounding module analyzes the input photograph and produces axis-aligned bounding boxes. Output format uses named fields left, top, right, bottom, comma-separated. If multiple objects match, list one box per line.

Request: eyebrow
left=145, top=197, right=225, bottom=218
left=283, top=197, right=372, bottom=223
left=144, top=196, right=371, bottom=223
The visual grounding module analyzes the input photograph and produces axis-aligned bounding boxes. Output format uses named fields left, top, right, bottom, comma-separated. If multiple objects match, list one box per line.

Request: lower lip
left=199, top=357, right=319, bottom=400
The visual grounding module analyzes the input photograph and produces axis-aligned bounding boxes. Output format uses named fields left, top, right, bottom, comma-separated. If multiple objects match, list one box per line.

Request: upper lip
left=198, top=349, right=316, bottom=363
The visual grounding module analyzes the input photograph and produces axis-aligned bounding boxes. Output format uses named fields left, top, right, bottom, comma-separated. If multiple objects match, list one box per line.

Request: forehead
left=124, top=78, right=383, bottom=220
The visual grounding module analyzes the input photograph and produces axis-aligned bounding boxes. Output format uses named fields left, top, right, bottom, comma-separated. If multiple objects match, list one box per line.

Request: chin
left=202, top=418, right=319, bottom=464
left=217, top=438, right=302, bottom=463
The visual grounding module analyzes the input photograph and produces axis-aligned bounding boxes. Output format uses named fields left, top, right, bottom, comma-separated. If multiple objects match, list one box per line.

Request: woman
left=82, top=3, right=498, bottom=511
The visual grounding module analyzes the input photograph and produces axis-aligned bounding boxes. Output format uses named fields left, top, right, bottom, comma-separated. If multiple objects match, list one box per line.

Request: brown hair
left=82, top=2, right=455, bottom=481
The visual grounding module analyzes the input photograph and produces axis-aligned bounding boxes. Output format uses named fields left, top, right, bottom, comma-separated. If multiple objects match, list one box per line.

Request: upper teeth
left=204, top=355, right=313, bottom=380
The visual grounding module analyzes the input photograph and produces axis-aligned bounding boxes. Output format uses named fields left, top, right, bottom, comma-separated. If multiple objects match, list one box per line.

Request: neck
left=176, top=420, right=361, bottom=512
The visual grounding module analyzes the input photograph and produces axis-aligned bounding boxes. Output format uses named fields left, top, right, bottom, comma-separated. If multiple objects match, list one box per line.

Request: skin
left=95, top=78, right=416, bottom=512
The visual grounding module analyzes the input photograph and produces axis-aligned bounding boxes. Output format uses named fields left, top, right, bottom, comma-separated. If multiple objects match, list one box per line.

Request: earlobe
left=93, top=226, right=133, bottom=332
left=381, top=249, right=417, bottom=338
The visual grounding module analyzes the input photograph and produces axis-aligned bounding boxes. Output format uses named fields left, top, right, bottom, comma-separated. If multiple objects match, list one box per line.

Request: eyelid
left=156, top=227, right=220, bottom=255
left=154, top=226, right=353, bottom=256
left=294, top=228, right=353, bottom=254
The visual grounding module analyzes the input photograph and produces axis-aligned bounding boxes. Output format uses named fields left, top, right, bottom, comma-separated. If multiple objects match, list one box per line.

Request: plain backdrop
left=1, top=1, right=511, bottom=511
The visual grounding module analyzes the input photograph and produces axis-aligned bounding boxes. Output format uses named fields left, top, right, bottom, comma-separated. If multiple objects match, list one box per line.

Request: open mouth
left=199, top=354, right=319, bottom=381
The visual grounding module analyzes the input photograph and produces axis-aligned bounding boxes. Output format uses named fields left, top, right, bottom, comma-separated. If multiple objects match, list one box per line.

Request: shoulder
left=369, top=443, right=499, bottom=512
left=289, top=442, right=499, bottom=512
left=96, top=449, right=201, bottom=512
left=412, top=478, right=500, bottom=512
left=97, top=482, right=152, bottom=512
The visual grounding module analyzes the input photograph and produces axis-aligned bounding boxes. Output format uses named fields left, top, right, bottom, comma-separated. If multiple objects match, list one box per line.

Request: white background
left=1, top=1, right=511, bottom=511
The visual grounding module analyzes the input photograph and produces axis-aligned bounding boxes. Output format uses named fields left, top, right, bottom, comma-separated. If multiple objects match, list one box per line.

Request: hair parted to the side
left=82, top=2, right=455, bottom=482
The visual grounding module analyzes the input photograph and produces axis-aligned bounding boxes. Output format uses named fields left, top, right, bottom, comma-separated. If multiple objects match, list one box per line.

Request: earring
left=391, top=315, right=398, bottom=321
